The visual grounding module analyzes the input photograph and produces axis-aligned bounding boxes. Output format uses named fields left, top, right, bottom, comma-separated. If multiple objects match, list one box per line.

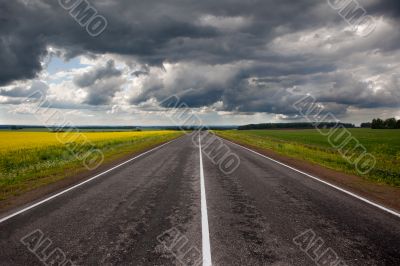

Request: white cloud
left=197, top=15, right=252, bottom=32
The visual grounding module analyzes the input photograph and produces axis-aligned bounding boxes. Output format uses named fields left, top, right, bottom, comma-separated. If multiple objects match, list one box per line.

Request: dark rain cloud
left=0, top=80, right=48, bottom=98
left=0, top=0, right=331, bottom=85
left=367, top=0, right=400, bottom=18
left=0, top=0, right=399, bottom=117
left=83, top=77, right=124, bottom=106
left=73, top=59, right=122, bottom=87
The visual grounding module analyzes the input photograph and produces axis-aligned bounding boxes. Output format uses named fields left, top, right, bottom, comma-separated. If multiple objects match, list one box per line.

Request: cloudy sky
left=0, top=0, right=399, bottom=126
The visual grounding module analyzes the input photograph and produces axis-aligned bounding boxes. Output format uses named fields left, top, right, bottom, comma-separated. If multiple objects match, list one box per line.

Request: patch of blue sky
left=46, top=56, right=88, bottom=84
left=47, top=56, right=87, bottom=75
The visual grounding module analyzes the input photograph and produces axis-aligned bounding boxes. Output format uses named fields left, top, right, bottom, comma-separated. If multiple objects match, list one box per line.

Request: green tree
left=384, top=118, right=397, bottom=129
left=360, top=122, right=371, bottom=128
left=371, top=118, right=384, bottom=129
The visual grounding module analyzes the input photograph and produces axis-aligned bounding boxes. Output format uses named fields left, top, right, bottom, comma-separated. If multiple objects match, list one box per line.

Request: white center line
left=199, top=134, right=212, bottom=266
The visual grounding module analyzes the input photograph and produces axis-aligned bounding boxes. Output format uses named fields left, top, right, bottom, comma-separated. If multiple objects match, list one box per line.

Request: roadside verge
left=0, top=134, right=183, bottom=216
left=217, top=134, right=400, bottom=215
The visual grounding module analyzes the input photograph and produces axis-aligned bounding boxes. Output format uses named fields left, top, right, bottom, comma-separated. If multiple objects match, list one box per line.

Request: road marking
left=199, top=135, right=213, bottom=266
left=0, top=136, right=184, bottom=224
left=221, top=137, right=400, bottom=219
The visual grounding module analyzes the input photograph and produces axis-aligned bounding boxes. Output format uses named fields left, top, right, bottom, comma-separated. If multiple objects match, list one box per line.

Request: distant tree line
left=238, top=122, right=355, bottom=130
left=361, top=118, right=400, bottom=129
left=360, top=122, right=371, bottom=128
left=10, top=125, right=23, bottom=130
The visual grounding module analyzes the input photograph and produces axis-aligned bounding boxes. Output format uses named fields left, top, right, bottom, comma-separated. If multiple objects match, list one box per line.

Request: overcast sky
left=0, top=0, right=399, bottom=126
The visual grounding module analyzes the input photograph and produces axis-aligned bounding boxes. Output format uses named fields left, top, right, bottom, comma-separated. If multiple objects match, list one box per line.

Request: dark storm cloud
left=0, top=1, right=48, bottom=85
left=367, top=0, right=400, bottom=18
left=83, top=77, right=123, bottom=105
left=0, top=80, right=48, bottom=98
left=0, top=0, right=325, bottom=85
left=1, top=0, right=400, bottom=118
left=74, top=59, right=122, bottom=87
left=317, top=73, right=400, bottom=109
left=131, top=70, right=148, bottom=77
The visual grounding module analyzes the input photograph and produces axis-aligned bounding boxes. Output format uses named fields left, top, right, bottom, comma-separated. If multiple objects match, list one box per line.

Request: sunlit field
left=216, top=129, right=400, bottom=186
left=0, top=131, right=179, bottom=152
left=0, top=131, right=183, bottom=200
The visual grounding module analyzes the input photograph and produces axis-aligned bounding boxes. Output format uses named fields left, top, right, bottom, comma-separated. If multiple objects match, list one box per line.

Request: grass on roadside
left=0, top=131, right=183, bottom=201
left=216, top=129, right=400, bottom=186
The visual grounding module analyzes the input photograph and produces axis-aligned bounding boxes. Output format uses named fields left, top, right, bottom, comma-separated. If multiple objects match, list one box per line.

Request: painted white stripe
left=222, top=137, right=400, bottom=219
left=199, top=135, right=212, bottom=266
left=0, top=136, right=183, bottom=224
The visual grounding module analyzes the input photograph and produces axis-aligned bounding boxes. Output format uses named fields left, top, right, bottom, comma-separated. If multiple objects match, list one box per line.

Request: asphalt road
left=0, top=132, right=399, bottom=265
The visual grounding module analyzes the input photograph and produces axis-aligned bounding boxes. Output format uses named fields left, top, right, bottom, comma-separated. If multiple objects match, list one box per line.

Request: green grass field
left=216, top=129, right=400, bottom=186
left=0, top=131, right=183, bottom=201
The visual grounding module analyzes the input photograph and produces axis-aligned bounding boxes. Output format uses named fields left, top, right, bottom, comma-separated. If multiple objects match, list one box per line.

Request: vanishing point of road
left=1, top=133, right=399, bottom=265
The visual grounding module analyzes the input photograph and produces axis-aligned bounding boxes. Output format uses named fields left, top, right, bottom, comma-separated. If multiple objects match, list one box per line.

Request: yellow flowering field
left=0, top=130, right=183, bottom=201
left=0, top=131, right=179, bottom=152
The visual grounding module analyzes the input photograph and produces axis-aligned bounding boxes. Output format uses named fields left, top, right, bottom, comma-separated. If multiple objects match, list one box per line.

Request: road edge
left=218, top=135, right=400, bottom=218
left=0, top=135, right=184, bottom=223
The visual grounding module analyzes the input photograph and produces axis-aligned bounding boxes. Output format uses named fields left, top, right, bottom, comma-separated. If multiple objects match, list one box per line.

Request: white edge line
left=199, top=135, right=212, bottom=266
left=221, top=137, right=400, bottom=219
left=0, top=136, right=183, bottom=224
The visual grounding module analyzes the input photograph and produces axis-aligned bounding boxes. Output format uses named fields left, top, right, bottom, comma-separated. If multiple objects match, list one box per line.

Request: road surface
left=0, top=133, right=399, bottom=265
